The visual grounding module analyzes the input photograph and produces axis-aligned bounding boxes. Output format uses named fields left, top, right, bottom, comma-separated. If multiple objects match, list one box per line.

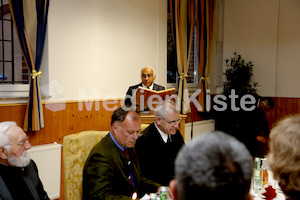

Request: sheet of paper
left=140, top=194, right=150, bottom=200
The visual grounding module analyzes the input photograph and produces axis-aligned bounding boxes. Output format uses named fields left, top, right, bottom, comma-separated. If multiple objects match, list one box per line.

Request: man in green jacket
left=83, top=108, right=160, bottom=200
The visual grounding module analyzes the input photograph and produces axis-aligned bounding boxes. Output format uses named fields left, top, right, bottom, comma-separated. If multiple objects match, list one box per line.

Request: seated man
left=135, top=100, right=184, bottom=186
left=254, top=96, right=275, bottom=157
left=213, top=96, right=274, bottom=158
left=124, top=66, right=165, bottom=108
left=267, top=114, right=300, bottom=200
left=0, top=121, right=50, bottom=200
left=83, top=108, right=160, bottom=199
left=170, top=131, right=254, bottom=200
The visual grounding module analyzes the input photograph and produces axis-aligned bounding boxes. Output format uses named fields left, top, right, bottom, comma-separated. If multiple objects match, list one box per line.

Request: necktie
left=124, top=148, right=135, bottom=187
left=124, top=148, right=129, bottom=159
left=167, top=135, right=172, bottom=143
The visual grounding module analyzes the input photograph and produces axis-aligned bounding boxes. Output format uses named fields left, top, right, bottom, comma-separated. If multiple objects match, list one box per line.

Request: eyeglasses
left=161, top=117, right=181, bottom=126
left=118, top=126, right=142, bottom=138
left=141, top=74, right=153, bottom=78
left=5, top=136, right=29, bottom=147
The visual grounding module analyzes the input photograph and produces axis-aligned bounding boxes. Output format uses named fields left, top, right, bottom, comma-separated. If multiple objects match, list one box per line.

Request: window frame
left=0, top=3, right=29, bottom=98
left=0, top=85, right=29, bottom=98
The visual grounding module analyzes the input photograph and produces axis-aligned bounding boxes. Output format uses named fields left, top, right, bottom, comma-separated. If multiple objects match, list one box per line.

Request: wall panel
left=264, top=97, right=300, bottom=129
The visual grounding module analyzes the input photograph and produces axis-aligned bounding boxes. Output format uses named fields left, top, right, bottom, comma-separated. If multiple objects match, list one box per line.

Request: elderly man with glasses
left=0, top=121, right=49, bottom=200
left=135, top=100, right=185, bottom=186
left=83, top=107, right=160, bottom=200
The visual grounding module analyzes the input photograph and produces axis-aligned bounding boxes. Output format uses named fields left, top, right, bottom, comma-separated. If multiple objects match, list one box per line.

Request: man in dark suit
left=83, top=108, right=160, bottom=199
left=135, top=100, right=185, bottom=186
left=124, top=66, right=165, bottom=107
left=0, top=121, right=49, bottom=200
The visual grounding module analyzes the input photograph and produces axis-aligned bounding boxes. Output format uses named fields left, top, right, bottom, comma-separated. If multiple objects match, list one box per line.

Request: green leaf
left=223, top=52, right=259, bottom=96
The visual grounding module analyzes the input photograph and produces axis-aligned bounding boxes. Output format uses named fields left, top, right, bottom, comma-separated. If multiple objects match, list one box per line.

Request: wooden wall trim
left=0, top=98, right=124, bottom=107
left=265, top=97, right=300, bottom=129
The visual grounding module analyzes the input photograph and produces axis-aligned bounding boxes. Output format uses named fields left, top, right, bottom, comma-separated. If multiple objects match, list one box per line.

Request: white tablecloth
left=250, top=170, right=286, bottom=200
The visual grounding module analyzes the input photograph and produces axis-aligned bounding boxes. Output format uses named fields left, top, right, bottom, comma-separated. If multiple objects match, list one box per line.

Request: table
left=250, top=170, right=286, bottom=200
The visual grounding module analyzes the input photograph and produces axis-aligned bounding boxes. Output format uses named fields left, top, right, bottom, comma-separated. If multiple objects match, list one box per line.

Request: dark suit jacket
left=0, top=160, right=49, bottom=200
left=135, top=123, right=184, bottom=186
left=83, top=133, right=160, bottom=200
left=124, top=82, right=165, bottom=106
left=213, top=106, right=270, bottom=157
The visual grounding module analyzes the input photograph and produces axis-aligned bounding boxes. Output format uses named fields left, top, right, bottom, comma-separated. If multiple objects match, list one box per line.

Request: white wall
left=44, top=0, right=167, bottom=101
left=223, top=0, right=300, bottom=98
left=276, top=0, right=300, bottom=97
left=38, top=0, right=300, bottom=102
left=223, top=0, right=278, bottom=97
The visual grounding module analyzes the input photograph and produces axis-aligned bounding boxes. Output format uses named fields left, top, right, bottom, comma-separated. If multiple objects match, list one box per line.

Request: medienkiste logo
left=77, top=88, right=257, bottom=112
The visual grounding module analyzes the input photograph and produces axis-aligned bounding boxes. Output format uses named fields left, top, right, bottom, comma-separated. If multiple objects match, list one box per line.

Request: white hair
left=154, top=100, right=179, bottom=119
left=141, top=65, right=156, bottom=76
left=175, top=131, right=254, bottom=200
left=0, top=121, right=16, bottom=147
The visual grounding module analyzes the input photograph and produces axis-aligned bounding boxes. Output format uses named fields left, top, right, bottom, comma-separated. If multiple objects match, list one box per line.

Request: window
left=167, top=3, right=199, bottom=91
left=0, top=3, right=29, bottom=98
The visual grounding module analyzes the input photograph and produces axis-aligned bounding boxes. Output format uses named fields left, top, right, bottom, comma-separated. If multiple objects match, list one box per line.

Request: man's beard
left=7, top=150, right=31, bottom=167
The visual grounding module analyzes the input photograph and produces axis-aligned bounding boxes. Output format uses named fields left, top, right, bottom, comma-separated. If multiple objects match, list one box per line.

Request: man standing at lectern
left=124, top=66, right=165, bottom=107
left=135, top=100, right=185, bottom=186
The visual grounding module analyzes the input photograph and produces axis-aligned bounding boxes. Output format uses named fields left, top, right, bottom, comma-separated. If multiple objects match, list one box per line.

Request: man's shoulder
left=136, top=123, right=158, bottom=143
left=173, top=130, right=185, bottom=144
left=153, top=83, right=165, bottom=91
left=129, top=83, right=143, bottom=90
left=89, top=134, right=112, bottom=154
left=141, top=123, right=157, bottom=136
left=25, top=159, right=38, bottom=171
left=85, top=134, right=121, bottom=166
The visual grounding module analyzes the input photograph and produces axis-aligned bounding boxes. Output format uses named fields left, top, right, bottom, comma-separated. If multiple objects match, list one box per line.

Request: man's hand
left=256, top=136, right=267, bottom=143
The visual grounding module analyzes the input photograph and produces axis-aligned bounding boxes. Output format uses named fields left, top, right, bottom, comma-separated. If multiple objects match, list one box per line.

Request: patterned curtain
left=9, top=0, right=50, bottom=131
left=169, top=0, right=216, bottom=113
left=197, top=0, right=216, bottom=112
left=170, top=0, right=195, bottom=114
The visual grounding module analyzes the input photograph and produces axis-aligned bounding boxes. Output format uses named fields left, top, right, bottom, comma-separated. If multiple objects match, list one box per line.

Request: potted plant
left=223, top=52, right=258, bottom=98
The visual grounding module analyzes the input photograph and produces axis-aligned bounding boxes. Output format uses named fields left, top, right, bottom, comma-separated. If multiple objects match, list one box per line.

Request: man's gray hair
left=141, top=65, right=155, bottom=76
left=154, top=100, right=179, bottom=119
left=0, top=121, right=17, bottom=147
left=175, top=131, right=253, bottom=200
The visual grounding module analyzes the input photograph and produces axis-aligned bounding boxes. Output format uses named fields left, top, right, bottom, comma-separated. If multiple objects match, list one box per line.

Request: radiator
left=28, top=142, right=62, bottom=200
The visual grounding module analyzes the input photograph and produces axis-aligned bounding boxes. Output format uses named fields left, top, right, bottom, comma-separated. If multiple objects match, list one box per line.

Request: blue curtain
left=9, top=0, right=50, bottom=131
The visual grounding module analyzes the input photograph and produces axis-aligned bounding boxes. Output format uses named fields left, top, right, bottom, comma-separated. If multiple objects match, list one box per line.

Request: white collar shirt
left=154, top=121, right=169, bottom=143
left=142, top=83, right=154, bottom=90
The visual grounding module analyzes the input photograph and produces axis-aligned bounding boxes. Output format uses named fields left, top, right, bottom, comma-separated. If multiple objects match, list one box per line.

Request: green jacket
left=83, top=133, right=160, bottom=200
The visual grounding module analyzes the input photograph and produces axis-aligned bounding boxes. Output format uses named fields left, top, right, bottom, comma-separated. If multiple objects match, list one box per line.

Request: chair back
left=63, top=130, right=108, bottom=200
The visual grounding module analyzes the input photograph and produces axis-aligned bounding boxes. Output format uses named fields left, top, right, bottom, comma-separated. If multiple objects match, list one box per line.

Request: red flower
left=263, top=185, right=277, bottom=200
